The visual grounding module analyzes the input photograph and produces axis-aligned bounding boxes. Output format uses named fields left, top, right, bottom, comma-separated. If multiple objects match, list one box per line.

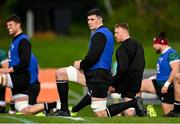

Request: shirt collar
left=162, top=47, right=171, bottom=54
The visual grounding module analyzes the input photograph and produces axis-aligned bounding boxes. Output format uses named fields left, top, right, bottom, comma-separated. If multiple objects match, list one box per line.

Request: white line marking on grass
left=0, top=115, right=34, bottom=123
left=57, top=116, right=85, bottom=121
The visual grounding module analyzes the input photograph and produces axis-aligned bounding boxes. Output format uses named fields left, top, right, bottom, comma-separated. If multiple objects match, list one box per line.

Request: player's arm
left=112, top=47, right=129, bottom=83
left=13, top=39, right=31, bottom=73
left=161, top=52, right=180, bottom=93
left=0, top=39, right=31, bottom=74
left=1, top=58, right=8, bottom=68
left=80, top=32, right=106, bottom=70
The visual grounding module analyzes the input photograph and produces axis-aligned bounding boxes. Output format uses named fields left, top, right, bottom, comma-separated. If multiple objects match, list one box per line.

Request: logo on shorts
left=161, top=97, right=164, bottom=101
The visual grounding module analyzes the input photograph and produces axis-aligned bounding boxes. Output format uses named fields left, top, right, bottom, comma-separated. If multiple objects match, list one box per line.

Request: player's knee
left=56, top=68, right=67, bottom=80
left=175, top=73, right=180, bottom=83
left=94, top=110, right=108, bottom=117
left=124, top=108, right=135, bottom=116
left=20, top=106, right=32, bottom=114
left=141, top=79, right=151, bottom=92
left=91, top=100, right=107, bottom=117
left=140, top=79, right=147, bottom=91
left=14, top=94, right=29, bottom=113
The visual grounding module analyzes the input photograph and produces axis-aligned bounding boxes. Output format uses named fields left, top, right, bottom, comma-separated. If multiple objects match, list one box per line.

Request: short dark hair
left=115, top=23, right=129, bottom=31
left=6, top=14, right=22, bottom=24
left=158, top=32, right=167, bottom=39
left=87, top=8, right=102, bottom=17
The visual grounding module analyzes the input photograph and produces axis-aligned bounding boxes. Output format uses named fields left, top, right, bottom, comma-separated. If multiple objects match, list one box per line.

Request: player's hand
left=74, top=60, right=81, bottom=70
left=0, top=67, right=14, bottom=74
left=108, top=86, right=115, bottom=93
left=161, top=81, right=170, bottom=94
left=161, top=86, right=168, bottom=94
left=0, top=68, right=10, bottom=74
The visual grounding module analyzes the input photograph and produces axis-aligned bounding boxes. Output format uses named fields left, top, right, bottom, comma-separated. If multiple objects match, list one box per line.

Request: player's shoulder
left=168, top=49, right=179, bottom=61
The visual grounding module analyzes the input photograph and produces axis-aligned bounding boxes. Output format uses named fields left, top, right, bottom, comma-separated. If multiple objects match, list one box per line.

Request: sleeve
left=80, top=32, right=106, bottom=70
left=112, top=46, right=129, bottom=83
left=168, top=52, right=180, bottom=64
left=13, top=39, right=31, bottom=73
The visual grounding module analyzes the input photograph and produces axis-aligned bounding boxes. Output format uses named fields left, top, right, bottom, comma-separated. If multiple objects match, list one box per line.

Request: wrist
left=164, top=81, right=171, bottom=88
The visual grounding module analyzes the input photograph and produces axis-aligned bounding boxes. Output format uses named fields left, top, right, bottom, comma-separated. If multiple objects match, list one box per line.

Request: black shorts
left=27, top=82, right=40, bottom=105
left=112, top=72, right=143, bottom=99
left=85, top=69, right=111, bottom=98
left=0, top=86, right=6, bottom=101
left=10, top=72, right=30, bottom=95
left=152, top=79, right=174, bottom=104
left=87, top=82, right=109, bottom=98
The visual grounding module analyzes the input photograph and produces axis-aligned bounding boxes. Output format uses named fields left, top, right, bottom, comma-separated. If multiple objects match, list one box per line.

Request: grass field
left=0, top=105, right=180, bottom=123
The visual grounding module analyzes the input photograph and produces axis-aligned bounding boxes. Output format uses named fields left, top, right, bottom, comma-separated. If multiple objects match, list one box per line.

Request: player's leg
left=28, top=82, right=40, bottom=105
left=175, top=73, right=180, bottom=96
left=164, top=73, right=180, bottom=117
left=20, top=102, right=58, bottom=115
left=71, top=91, right=91, bottom=115
left=160, top=82, right=174, bottom=114
left=124, top=97, right=136, bottom=116
left=174, top=73, right=180, bottom=114
left=0, top=74, right=14, bottom=113
left=140, top=79, right=156, bottom=93
left=161, top=102, right=173, bottom=114
left=151, top=79, right=174, bottom=115
left=0, top=74, right=13, bottom=88
left=106, top=96, right=145, bottom=117
left=56, top=66, right=86, bottom=85
left=87, top=82, right=144, bottom=117
left=123, top=75, right=142, bottom=116
left=0, top=86, right=6, bottom=113
left=86, top=81, right=109, bottom=117
left=91, top=97, right=145, bottom=117
left=53, top=66, right=86, bottom=116
left=13, top=94, right=30, bottom=113
left=16, top=98, right=58, bottom=115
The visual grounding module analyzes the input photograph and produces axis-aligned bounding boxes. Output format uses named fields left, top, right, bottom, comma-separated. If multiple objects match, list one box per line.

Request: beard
left=156, top=49, right=161, bottom=54
left=8, top=29, right=15, bottom=36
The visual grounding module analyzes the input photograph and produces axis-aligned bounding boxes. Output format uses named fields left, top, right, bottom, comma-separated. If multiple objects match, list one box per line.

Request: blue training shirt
left=156, top=47, right=180, bottom=82
left=89, top=27, right=114, bottom=70
left=29, top=54, right=39, bottom=84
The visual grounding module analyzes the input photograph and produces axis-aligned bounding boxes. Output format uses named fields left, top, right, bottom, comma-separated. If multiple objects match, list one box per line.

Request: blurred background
left=0, top=0, right=180, bottom=68
left=0, top=0, right=180, bottom=105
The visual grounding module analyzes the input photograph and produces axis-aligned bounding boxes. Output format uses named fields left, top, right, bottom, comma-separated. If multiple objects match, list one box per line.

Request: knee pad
left=66, top=66, right=77, bottom=82
left=91, top=100, right=107, bottom=112
left=13, top=94, right=29, bottom=112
